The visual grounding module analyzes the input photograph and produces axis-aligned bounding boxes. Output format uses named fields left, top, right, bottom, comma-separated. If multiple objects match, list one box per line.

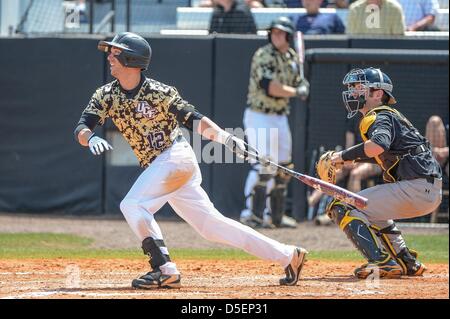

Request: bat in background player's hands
left=296, top=78, right=310, bottom=100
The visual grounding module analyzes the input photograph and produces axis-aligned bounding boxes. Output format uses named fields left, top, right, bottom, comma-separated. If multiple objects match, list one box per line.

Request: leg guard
left=371, top=224, right=425, bottom=276
left=250, top=171, right=271, bottom=220
left=142, top=237, right=171, bottom=270
left=326, top=200, right=391, bottom=263
left=269, top=163, right=293, bottom=227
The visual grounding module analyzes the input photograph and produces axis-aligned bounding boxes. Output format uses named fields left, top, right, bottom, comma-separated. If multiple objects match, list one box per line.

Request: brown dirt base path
left=0, top=259, right=448, bottom=299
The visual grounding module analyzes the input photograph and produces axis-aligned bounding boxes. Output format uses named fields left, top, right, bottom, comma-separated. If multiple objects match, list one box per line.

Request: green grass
left=0, top=233, right=448, bottom=263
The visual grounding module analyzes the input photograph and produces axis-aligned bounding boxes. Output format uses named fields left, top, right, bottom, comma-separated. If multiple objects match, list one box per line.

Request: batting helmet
left=267, top=17, right=295, bottom=42
left=98, top=32, right=151, bottom=71
left=342, top=67, right=396, bottom=118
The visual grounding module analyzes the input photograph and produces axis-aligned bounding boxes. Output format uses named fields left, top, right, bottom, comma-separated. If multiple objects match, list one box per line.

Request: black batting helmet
left=267, top=16, right=295, bottom=42
left=342, top=67, right=396, bottom=118
left=98, top=32, right=151, bottom=71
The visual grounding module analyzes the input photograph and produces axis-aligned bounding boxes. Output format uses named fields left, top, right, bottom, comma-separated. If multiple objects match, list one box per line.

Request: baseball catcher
left=316, top=67, right=442, bottom=279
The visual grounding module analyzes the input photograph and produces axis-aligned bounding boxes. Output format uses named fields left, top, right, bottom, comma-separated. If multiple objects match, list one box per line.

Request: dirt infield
left=0, top=259, right=448, bottom=299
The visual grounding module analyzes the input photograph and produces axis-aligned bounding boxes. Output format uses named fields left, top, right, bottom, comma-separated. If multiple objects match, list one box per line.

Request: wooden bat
left=243, top=145, right=368, bottom=210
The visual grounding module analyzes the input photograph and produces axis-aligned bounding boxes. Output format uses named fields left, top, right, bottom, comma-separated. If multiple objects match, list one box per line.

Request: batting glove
left=88, top=134, right=113, bottom=155
left=225, top=135, right=248, bottom=159
left=296, top=78, right=310, bottom=100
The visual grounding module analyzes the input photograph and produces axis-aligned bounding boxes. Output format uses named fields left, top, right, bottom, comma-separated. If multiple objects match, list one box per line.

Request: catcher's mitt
left=316, top=151, right=342, bottom=184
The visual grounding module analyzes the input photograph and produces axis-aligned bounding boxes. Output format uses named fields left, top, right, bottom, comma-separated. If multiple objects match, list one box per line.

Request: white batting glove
left=88, top=134, right=113, bottom=155
left=225, top=135, right=248, bottom=159
left=296, top=79, right=310, bottom=100
left=217, top=131, right=248, bottom=159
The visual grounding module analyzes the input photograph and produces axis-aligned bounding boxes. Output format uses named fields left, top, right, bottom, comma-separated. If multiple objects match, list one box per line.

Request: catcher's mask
left=342, top=68, right=396, bottom=118
left=97, top=32, right=151, bottom=71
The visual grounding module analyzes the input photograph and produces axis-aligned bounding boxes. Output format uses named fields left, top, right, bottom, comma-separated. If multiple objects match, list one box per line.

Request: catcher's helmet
left=98, top=32, right=151, bottom=70
left=267, top=16, right=295, bottom=42
left=342, top=67, right=396, bottom=118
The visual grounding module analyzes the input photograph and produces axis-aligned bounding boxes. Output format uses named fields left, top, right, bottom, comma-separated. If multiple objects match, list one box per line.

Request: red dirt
left=0, top=259, right=448, bottom=299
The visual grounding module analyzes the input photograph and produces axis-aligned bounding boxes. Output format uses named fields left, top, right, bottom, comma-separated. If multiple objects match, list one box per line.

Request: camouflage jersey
left=247, top=43, right=301, bottom=115
left=81, top=76, right=195, bottom=168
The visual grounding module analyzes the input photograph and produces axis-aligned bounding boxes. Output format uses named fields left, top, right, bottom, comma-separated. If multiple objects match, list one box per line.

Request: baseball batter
left=73, top=32, right=307, bottom=288
left=241, top=17, right=310, bottom=229
left=319, top=67, right=442, bottom=278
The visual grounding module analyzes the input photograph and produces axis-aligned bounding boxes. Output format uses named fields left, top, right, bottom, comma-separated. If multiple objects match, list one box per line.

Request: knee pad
left=250, top=172, right=271, bottom=219
left=142, top=237, right=171, bottom=270
left=275, top=162, right=294, bottom=185
left=325, top=199, right=348, bottom=226
left=269, top=185, right=286, bottom=226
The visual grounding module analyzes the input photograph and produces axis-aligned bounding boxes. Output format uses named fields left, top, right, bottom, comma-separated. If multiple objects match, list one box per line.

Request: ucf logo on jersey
left=136, top=101, right=158, bottom=119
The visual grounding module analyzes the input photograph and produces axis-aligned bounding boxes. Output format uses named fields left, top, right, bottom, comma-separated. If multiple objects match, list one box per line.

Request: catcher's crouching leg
left=326, top=200, right=403, bottom=279
left=269, top=162, right=296, bottom=228
left=371, top=224, right=426, bottom=276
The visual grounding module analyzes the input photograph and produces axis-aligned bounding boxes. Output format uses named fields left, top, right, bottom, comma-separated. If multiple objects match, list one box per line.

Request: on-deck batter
left=241, top=17, right=310, bottom=229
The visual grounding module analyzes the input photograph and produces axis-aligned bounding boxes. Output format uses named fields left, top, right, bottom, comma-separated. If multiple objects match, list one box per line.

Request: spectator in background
left=200, top=0, right=266, bottom=8
left=293, top=0, right=346, bottom=34
left=425, top=115, right=449, bottom=222
left=347, top=0, right=406, bottom=35
left=209, top=0, right=258, bottom=34
left=284, top=0, right=329, bottom=7
left=426, top=115, right=449, bottom=177
left=397, top=0, right=440, bottom=31
left=245, top=0, right=266, bottom=8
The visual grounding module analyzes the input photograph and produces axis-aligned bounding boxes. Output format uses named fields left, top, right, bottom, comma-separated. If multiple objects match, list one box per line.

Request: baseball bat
left=243, top=146, right=368, bottom=210
left=294, top=31, right=305, bottom=79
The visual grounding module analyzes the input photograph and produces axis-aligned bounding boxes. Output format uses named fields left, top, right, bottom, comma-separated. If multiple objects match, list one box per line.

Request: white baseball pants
left=120, top=137, right=296, bottom=275
left=241, top=108, right=292, bottom=218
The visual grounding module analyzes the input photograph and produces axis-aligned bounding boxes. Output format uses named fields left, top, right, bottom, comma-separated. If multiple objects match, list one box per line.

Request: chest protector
left=359, top=106, right=414, bottom=183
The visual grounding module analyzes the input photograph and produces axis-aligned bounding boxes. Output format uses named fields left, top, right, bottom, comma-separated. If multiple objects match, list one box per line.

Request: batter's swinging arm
left=243, top=144, right=368, bottom=210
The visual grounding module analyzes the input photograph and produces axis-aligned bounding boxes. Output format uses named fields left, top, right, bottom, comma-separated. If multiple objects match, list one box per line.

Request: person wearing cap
left=74, top=32, right=308, bottom=289
left=323, top=67, right=442, bottom=279
left=240, top=17, right=309, bottom=229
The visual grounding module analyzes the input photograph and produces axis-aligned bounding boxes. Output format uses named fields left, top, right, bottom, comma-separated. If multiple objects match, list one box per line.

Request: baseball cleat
left=354, top=259, right=403, bottom=279
left=406, top=262, right=426, bottom=276
left=132, top=269, right=181, bottom=289
left=397, top=248, right=426, bottom=276
left=280, top=247, right=308, bottom=286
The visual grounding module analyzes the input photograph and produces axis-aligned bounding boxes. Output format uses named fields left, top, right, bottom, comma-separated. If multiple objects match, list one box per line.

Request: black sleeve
left=259, top=77, right=271, bottom=95
left=355, top=157, right=378, bottom=164
left=73, top=113, right=101, bottom=141
left=168, top=98, right=204, bottom=131
left=367, top=113, right=395, bottom=151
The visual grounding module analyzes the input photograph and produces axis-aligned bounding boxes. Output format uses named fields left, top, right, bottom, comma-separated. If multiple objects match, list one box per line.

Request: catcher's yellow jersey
left=82, top=77, right=186, bottom=168
left=247, top=43, right=301, bottom=115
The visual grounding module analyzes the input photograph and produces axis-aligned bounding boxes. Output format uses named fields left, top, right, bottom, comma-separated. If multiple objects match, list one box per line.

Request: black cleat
left=280, top=247, right=308, bottom=286
left=132, top=270, right=181, bottom=289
